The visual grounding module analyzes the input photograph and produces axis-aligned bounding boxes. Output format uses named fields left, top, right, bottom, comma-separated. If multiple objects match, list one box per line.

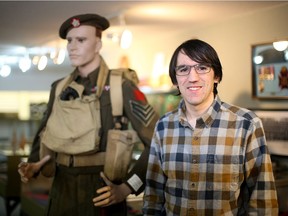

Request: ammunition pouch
left=104, top=129, right=139, bottom=181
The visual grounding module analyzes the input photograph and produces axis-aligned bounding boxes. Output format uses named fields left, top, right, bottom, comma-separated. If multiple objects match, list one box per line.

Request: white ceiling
left=0, top=1, right=286, bottom=70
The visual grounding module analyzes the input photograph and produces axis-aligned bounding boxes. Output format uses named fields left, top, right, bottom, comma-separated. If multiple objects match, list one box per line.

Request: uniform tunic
left=28, top=58, right=158, bottom=216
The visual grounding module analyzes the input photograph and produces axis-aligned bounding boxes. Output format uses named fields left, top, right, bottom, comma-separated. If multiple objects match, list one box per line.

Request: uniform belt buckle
left=69, top=155, right=74, bottom=167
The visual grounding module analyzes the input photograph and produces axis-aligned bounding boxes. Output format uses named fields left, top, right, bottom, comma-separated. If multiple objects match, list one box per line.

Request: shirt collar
left=178, top=95, right=222, bottom=128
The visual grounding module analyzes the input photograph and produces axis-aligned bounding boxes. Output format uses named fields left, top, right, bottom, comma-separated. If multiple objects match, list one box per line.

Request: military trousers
left=45, top=165, right=127, bottom=216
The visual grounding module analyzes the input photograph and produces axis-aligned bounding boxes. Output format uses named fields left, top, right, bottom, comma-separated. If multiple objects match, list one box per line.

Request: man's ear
left=214, top=76, right=220, bottom=84
left=95, top=39, right=102, bottom=53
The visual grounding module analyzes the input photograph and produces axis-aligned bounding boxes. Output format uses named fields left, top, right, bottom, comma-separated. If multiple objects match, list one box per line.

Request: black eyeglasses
left=175, top=64, right=212, bottom=76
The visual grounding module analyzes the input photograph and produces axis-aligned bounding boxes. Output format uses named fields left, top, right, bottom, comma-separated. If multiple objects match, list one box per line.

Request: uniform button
left=189, top=208, right=196, bottom=216
left=207, top=185, right=213, bottom=190
left=192, top=159, right=197, bottom=163
left=191, top=182, right=196, bottom=188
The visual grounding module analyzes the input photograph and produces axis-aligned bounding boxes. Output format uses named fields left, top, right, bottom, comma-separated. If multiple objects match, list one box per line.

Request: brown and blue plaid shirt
left=143, top=96, right=278, bottom=216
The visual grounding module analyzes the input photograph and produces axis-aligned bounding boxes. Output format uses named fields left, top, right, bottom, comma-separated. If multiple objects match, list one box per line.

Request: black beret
left=59, top=13, right=110, bottom=39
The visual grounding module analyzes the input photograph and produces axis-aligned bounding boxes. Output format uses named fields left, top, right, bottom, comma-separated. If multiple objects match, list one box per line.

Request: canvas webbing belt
left=56, top=152, right=106, bottom=167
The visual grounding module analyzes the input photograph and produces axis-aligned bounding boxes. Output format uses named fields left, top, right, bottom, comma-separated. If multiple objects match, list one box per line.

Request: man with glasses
left=143, top=39, right=278, bottom=215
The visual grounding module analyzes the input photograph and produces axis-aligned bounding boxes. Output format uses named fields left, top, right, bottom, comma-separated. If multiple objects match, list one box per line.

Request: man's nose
left=187, top=67, right=200, bottom=80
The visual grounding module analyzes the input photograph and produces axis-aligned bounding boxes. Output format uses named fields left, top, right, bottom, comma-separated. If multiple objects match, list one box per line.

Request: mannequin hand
left=92, top=172, right=132, bottom=207
left=18, top=155, right=51, bottom=183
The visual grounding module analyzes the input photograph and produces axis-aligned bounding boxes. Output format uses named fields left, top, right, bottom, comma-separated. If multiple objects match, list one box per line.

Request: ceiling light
left=32, top=56, right=40, bottom=65
left=105, top=13, right=133, bottom=49
left=0, top=65, right=11, bottom=77
left=120, top=29, right=133, bottom=49
left=50, top=49, right=57, bottom=59
left=0, top=55, right=18, bottom=64
left=53, top=48, right=66, bottom=65
left=19, top=57, right=32, bottom=72
left=273, top=40, right=288, bottom=51
left=112, top=33, right=119, bottom=43
left=38, top=55, right=48, bottom=71
left=118, top=14, right=133, bottom=49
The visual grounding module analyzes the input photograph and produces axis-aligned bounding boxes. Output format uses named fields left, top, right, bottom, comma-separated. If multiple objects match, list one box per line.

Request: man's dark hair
left=169, top=39, right=223, bottom=95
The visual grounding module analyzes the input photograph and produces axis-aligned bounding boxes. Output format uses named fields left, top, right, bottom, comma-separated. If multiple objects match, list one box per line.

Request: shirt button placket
left=188, top=207, right=196, bottom=216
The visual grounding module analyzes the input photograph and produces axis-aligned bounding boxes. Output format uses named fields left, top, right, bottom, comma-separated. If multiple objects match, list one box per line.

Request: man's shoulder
left=157, top=109, right=179, bottom=125
left=220, top=101, right=260, bottom=124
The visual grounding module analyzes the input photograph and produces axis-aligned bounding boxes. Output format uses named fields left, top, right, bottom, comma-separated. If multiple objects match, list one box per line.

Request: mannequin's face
left=66, top=25, right=102, bottom=69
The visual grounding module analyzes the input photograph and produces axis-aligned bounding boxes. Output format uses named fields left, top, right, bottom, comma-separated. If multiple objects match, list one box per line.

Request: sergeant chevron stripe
left=130, top=100, right=156, bottom=127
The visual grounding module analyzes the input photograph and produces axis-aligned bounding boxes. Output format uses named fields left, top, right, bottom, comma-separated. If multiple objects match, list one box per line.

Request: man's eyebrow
left=75, top=36, right=87, bottom=39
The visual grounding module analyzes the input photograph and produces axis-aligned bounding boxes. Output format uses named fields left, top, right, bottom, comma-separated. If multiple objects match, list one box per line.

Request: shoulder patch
left=133, top=89, right=146, bottom=102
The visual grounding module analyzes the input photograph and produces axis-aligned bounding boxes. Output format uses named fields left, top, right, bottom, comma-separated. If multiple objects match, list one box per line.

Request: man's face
left=66, top=25, right=101, bottom=68
left=176, top=51, right=219, bottom=109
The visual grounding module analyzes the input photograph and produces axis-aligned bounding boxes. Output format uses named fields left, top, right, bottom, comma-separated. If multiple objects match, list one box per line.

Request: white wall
left=123, top=3, right=288, bottom=109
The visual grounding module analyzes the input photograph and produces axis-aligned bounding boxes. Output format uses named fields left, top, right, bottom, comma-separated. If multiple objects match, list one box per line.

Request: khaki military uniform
left=28, top=57, right=158, bottom=216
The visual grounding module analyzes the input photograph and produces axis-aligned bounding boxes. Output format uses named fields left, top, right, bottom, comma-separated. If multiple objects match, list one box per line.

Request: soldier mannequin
left=18, top=13, right=158, bottom=216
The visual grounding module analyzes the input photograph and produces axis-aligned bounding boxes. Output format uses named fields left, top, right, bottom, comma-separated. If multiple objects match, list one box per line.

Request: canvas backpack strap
left=105, top=69, right=141, bottom=181
left=110, top=69, right=124, bottom=117
left=55, top=74, right=74, bottom=97
left=109, top=68, right=139, bottom=117
left=96, top=56, right=110, bottom=98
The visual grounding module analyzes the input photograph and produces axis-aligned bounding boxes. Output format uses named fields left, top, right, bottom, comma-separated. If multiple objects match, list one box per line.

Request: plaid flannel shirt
left=143, top=96, right=278, bottom=216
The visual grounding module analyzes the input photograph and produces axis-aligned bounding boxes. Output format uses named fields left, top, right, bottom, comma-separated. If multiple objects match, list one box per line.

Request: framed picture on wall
left=252, top=40, right=288, bottom=99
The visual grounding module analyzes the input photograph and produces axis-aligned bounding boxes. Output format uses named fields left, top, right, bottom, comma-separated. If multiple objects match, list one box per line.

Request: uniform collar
left=69, top=56, right=110, bottom=97
left=72, top=67, right=99, bottom=86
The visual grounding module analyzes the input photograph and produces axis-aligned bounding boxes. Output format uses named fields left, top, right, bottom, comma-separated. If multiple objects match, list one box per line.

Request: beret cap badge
left=71, top=18, right=81, bottom=28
